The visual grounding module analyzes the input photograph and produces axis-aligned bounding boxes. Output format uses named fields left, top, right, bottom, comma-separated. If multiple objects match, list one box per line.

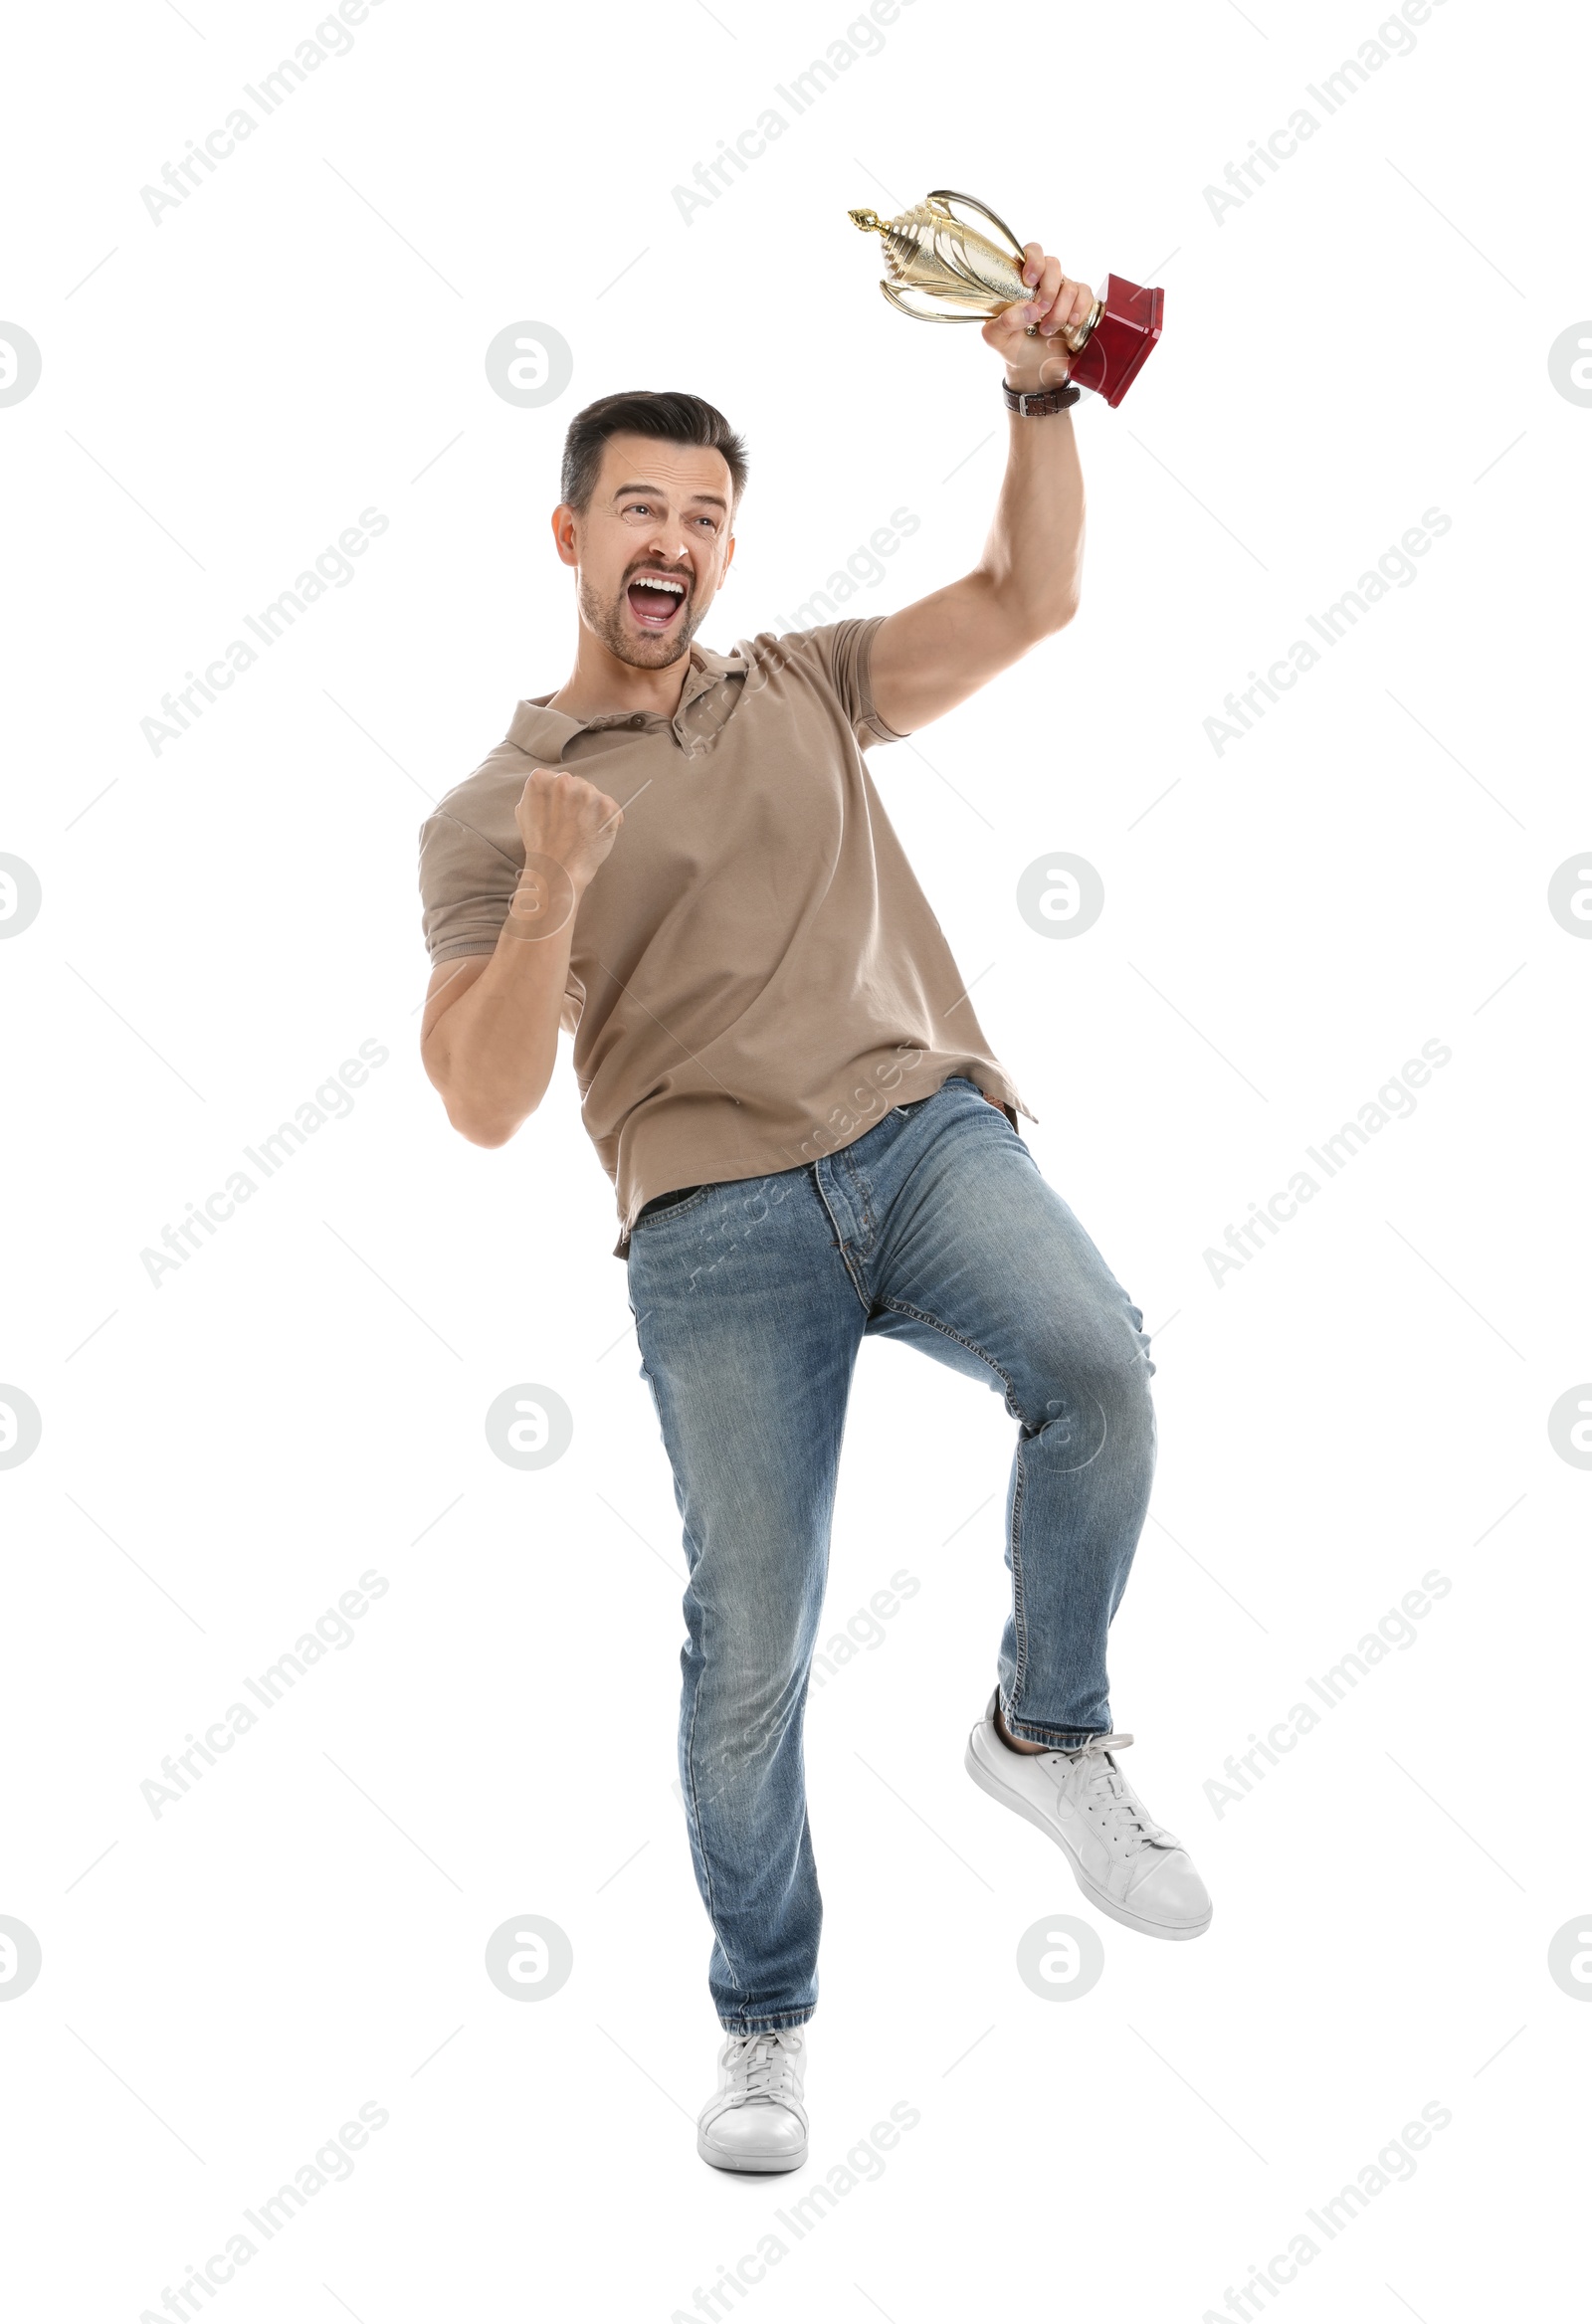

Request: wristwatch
left=1003, top=379, right=1081, bottom=417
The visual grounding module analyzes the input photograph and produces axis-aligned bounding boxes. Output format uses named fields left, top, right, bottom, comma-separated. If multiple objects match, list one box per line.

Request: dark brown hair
left=559, top=390, right=748, bottom=516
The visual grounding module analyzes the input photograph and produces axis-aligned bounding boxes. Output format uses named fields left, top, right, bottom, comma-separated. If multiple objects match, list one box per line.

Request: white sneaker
left=696, top=2027, right=809, bottom=2173
left=965, top=1689, right=1212, bottom=1940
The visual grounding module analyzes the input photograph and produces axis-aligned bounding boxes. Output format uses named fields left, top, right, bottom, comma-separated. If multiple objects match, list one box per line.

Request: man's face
left=554, top=432, right=737, bottom=670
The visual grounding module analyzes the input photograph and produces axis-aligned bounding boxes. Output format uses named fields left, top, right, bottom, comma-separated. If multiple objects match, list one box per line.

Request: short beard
left=578, top=571, right=704, bottom=670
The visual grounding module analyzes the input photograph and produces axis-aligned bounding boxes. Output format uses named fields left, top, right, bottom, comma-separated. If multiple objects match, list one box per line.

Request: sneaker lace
left=1065, top=1732, right=1173, bottom=1845
left=726, top=2031, right=800, bottom=2105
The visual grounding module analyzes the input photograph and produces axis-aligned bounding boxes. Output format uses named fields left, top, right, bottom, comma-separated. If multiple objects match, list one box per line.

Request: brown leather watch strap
left=1003, top=379, right=1082, bottom=417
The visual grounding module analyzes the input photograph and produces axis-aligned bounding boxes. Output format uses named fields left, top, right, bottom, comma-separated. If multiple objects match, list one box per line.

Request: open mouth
left=626, top=572, right=690, bottom=632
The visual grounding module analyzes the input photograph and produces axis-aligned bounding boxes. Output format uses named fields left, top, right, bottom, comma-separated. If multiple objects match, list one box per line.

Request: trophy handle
left=880, top=281, right=982, bottom=324
left=924, top=187, right=1029, bottom=267
left=925, top=190, right=1100, bottom=348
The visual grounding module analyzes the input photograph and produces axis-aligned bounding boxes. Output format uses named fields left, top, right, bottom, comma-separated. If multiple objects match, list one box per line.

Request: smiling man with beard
left=417, top=238, right=1212, bottom=2175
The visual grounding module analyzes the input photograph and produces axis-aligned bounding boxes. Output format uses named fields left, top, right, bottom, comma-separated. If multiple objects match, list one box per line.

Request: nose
left=640, top=513, right=694, bottom=569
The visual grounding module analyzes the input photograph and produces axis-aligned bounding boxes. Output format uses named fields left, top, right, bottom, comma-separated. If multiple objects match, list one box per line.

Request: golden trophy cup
left=848, top=189, right=1163, bottom=407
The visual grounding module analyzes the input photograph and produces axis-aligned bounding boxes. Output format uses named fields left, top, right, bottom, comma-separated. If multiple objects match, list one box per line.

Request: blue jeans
left=626, top=1075, right=1157, bottom=2033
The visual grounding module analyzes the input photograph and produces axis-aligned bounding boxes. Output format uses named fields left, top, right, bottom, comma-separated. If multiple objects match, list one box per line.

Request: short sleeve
left=753, top=615, right=911, bottom=750
left=417, top=798, right=519, bottom=967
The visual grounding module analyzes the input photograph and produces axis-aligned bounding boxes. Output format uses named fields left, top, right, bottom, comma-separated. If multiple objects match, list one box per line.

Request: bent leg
left=863, top=1094, right=1156, bottom=1744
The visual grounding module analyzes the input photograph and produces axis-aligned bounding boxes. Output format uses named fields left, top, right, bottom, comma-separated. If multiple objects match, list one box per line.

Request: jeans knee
left=687, top=1597, right=809, bottom=1737
left=1019, top=1340, right=1152, bottom=1471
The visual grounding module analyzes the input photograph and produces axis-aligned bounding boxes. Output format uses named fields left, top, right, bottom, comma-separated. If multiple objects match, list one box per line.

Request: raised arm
left=867, top=243, right=1093, bottom=737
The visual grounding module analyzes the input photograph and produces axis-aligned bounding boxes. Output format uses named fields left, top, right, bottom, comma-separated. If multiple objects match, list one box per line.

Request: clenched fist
left=983, top=243, right=1097, bottom=395
left=507, top=765, right=625, bottom=941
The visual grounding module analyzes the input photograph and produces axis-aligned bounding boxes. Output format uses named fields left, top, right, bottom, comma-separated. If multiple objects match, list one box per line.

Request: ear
left=549, top=502, right=579, bottom=571
left=720, top=529, right=736, bottom=577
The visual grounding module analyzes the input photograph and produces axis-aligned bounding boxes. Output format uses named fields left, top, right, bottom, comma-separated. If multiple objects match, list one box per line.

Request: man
left=417, top=238, right=1211, bottom=2177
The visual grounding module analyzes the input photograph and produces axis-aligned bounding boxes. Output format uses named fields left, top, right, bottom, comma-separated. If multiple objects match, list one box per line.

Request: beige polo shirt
left=418, top=615, right=1035, bottom=1259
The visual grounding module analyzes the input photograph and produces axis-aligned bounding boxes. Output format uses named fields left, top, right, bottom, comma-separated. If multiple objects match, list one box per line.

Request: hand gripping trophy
left=848, top=189, right=1163, bottom=406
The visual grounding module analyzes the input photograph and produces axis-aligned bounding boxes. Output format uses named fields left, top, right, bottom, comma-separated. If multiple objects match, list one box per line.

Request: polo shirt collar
left=508, top=641, right=748, bottom=757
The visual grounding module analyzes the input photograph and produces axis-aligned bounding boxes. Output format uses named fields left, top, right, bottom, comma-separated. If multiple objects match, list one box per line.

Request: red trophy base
left=1067, top=274, right=1163, bottom=407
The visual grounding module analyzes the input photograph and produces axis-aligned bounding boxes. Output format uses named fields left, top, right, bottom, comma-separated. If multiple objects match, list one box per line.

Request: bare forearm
left=422, top=879, right=585, bottom=1144
left=869, top=405, right=1085, bottom=731
left=980, top=406, right=1086, bottom=637
left=853, top=239, right=1102, bottom=736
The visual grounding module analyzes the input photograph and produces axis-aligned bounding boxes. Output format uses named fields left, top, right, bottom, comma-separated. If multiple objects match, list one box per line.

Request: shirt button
left=629, top=713, right=646, bottom=728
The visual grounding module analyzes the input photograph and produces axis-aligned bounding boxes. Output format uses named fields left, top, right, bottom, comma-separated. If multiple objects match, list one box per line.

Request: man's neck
left=543, top=635, right=696, bottom=723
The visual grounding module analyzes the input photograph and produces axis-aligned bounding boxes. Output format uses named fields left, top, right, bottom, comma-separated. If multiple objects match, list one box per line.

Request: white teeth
left=633, top=575, right=686, bottom=595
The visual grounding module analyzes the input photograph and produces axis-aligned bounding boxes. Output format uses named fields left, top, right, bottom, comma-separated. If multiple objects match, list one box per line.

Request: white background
left=2, top=0, right=1588, bottom=2317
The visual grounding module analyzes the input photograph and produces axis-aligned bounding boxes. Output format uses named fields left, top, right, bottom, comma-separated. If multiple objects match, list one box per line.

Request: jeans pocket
left=633, top=1184, right=712, bottom=1231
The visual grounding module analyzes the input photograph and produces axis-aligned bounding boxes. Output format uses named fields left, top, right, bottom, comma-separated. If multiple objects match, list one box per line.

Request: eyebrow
left=611, top=480, right=728, bottom=511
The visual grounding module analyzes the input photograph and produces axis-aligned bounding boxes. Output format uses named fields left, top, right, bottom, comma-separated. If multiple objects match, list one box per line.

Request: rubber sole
left=964, top=1734, right=1213, bottom=1941
left=696, top=2129, right=808, bottom=2173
